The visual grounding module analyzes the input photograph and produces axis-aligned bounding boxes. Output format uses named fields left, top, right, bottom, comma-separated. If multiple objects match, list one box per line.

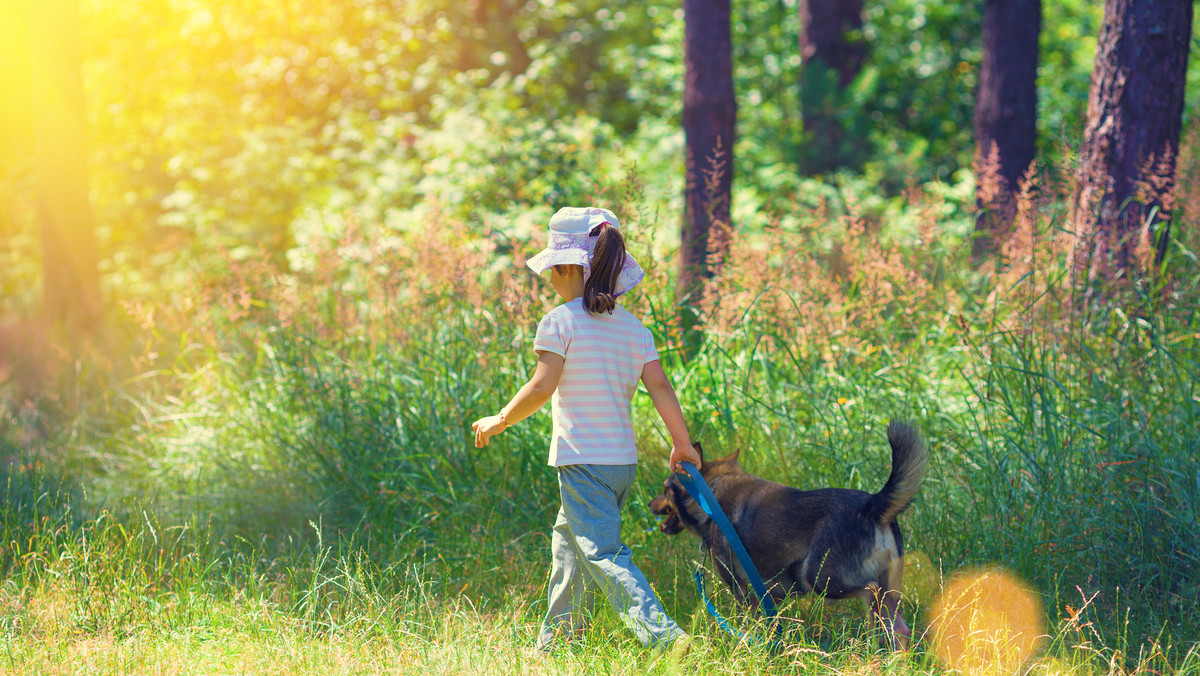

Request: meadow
left=2, top=157, right=1199, bottom=675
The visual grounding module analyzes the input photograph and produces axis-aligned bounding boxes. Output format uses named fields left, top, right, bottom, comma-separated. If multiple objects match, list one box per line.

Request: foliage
left=4, top=156, right=1200, bottom=672
left=10, top=0, right=1189, bottom=311
left=3, top=0, right=1200, bottom=672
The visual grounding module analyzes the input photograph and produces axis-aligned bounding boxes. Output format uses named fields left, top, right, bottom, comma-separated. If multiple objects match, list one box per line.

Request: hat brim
left=526, top=248, right=589, bottom=275
left=526, top=248, right=645, bottom=297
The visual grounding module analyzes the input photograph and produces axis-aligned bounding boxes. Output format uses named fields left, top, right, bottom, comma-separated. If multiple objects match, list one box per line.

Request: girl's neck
left=552, top=266, right=585, bottom=301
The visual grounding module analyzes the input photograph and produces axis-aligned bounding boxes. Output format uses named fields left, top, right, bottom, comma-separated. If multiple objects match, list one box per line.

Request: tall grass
left=2, top=166, right=1199, bottom=673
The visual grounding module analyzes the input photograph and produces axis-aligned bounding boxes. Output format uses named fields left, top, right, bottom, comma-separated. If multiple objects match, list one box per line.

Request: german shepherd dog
left=649, top=421, right=927, bottom=647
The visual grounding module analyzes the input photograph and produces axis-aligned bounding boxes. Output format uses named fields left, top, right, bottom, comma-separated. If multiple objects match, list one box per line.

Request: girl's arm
left=640, top=359, right=701, bottom=472
left=472, top=351, right=564, bottom=448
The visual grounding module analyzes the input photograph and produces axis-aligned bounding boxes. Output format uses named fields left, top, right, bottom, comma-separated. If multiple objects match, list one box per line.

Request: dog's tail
left=864, top=421, right=928, bottom=526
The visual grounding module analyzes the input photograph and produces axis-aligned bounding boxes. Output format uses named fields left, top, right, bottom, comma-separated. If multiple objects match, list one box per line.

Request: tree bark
left=1, top=0, right=33, bottom=172
left=29, top=0, right=102, bottom=330
left=973, top=0, right=1041, bottom=259
left=681, top=0, right=736, bottom=315
left=1070, top=0, right=1192, bottom=288
left=799, top=0, right=865, bottom=174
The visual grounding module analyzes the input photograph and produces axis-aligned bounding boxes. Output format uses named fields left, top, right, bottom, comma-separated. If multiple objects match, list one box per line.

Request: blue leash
left=676, top=461, right=783, bottom=644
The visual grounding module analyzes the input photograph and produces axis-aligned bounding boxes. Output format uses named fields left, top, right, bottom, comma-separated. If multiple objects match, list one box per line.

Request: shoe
left=669, top=633, right=693, bottom=661
left=535, top=627, right=587, bottom=655
left=527, top=644, right=556, bottom=659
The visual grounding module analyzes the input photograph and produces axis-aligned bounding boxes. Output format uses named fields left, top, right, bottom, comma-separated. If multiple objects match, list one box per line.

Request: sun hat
left=525, top=206, right=645, bottom=296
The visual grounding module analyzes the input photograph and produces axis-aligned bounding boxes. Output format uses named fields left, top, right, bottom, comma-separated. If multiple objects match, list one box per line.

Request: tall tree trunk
left=799, top=0, right=865, bottom=174
left=29, top=0, right=102, bottom=330
left=1070, top=0, right=1192, bottom=290
left=973, top=0, right=1041, bottom=260
left=1, top=0, right=33, bottom=173
left=681, top=0, right=736, bottom=318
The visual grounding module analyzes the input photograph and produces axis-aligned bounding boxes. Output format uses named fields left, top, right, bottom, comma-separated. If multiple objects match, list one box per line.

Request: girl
left=472, top=206, right=701, bottom=652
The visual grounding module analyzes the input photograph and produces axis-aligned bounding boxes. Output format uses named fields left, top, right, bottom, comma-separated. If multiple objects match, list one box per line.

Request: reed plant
left=1, top=164, right=1197, bottom=673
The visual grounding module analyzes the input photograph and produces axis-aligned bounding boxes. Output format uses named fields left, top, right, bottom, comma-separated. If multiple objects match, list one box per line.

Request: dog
left=648, top=421, right=927, bottom=647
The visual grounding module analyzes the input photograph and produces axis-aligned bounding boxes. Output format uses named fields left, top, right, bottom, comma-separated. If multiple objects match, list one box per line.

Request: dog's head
left=648, top=442, right=745, bottom=536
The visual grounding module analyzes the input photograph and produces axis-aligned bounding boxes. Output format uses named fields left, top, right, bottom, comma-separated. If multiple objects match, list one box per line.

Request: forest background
left=1, top=0, right=1199, bottom=673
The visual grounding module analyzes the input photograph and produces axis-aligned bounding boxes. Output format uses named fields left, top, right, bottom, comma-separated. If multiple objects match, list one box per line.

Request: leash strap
left=694, top=569, right=743, bottom=638
left=676, top=461, right=782, bottom=639
left=694, top=568, right=784, bottom=649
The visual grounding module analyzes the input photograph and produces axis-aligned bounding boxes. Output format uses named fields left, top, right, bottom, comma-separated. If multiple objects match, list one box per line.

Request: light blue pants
left=537, top=463, right=684, bottom=650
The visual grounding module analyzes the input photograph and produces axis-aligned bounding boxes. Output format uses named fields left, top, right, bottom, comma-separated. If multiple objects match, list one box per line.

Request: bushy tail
left=864, top=421, right=928, bottom=526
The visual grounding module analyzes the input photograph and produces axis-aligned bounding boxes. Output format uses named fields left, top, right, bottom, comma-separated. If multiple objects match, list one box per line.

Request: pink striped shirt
left=533, top=298, right=659, bottom=466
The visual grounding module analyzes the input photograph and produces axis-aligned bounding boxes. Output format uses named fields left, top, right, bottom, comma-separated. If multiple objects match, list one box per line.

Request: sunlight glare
left=930, top=568, right=1044, bottom=675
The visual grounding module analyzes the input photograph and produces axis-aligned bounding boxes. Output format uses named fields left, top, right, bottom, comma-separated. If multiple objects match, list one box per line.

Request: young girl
left=471, top=206, right=701, bottom=652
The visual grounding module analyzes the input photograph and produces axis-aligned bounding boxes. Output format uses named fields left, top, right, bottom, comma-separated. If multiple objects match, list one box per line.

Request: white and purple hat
left=525, top=206, right=645, bottom=296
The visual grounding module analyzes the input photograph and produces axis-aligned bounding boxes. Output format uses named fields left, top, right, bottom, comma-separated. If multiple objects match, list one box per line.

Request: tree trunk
left=799, top=0, right=865, bottom=174
left=680, top=0, right=736, bottom=315
left=1070, top=0, right=1192, bottom=289
left=973, top=0, right=1041, bottom=260
left=1, top=0, right=33, bottom=172
left=29, top=0, right=102, bottom=330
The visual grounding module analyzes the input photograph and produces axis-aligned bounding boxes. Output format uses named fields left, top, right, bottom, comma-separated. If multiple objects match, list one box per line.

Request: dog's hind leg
left=869, top=556, right=910, bottom=650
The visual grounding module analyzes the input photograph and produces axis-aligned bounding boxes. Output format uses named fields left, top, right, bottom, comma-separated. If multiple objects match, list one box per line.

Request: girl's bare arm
left=472, top=351, right=564, bottom=448
left=641, top=359, right=700, bottom=472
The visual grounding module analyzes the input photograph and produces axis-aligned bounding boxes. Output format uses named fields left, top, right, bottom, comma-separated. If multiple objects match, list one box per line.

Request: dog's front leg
left=706, top=542, right=753, bottom=606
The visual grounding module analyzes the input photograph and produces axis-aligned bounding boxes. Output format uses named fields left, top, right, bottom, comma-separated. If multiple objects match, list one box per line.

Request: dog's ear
left=692, top=441, right=704, bottom=460
left=714, top=448, right=741, bottom=463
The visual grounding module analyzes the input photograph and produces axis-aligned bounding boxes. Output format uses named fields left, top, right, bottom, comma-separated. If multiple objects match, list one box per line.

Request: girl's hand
left=669, top=443, right=702, bottom=474
left=471, top=415, right=507, bottom=448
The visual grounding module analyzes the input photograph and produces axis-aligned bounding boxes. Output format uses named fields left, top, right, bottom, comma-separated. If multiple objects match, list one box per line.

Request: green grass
left=3, top=468, right=1199, bottom=675
left=2, top=195, right=1199, bottom=673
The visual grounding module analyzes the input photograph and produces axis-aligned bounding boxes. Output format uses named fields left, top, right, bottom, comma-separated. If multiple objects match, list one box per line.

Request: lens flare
left=930, top=568, right=1044, bottom=675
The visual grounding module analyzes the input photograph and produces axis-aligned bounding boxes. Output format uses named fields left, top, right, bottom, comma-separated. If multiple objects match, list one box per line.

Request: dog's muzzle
left=649, top=490, right=684, bottom=535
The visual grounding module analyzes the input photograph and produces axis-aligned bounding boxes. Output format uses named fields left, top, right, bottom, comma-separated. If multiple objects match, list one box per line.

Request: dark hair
left=583, top=222, right=625, bottom=315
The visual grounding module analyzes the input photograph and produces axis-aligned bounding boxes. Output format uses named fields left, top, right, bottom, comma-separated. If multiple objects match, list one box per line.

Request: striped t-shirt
left=533, top=298, right=660, bottom=466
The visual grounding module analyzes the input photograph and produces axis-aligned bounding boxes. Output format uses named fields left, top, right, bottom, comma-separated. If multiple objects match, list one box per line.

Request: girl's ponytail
left=584, top=223, right=625, bottom=315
